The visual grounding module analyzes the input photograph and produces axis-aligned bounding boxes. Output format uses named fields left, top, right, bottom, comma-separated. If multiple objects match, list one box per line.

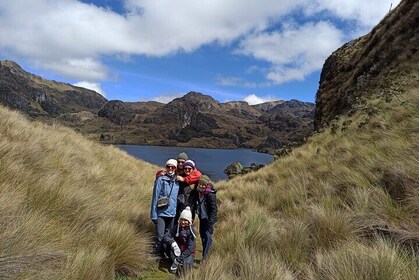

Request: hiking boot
left=170, top=259, right=180, bottom=273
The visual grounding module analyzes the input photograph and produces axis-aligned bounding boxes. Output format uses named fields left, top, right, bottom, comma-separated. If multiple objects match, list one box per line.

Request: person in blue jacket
left=150, top=159, right=180, bottom=258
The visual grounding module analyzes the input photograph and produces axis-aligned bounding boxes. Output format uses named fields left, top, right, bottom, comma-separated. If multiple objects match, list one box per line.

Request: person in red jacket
left=175, top=160, right=201, bottom=221
left=176, top=160, right=202, bottom=186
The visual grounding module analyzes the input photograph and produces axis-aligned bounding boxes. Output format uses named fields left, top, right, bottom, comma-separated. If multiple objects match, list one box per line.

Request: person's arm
left=162, top=226, right=176, bottom=245
left=155, top=169, right=166, bottom=179
left=207, top=193, right=218, bottom=231
left=150, top=178, right=161, bottom=221
left=188, top=189, right=198, bottom=222
left=163, top=226, right=181, bottom=257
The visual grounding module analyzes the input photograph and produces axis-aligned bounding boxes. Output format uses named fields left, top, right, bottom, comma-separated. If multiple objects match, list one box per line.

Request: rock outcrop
left=0, top=60, right=107, bottom=117
left=224, top=161, right=265, bottom=179
left=314, top=0, right=419, bottom=129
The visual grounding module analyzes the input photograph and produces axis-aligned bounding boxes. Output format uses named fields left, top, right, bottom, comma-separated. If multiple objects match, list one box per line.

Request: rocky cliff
left=0, top=60, right=107, bottom=117
left=314, top=0, right=419, bottom=129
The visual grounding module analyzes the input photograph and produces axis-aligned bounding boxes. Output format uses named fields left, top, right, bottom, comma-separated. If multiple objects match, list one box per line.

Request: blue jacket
left=150, top=174, right=179, bottom=220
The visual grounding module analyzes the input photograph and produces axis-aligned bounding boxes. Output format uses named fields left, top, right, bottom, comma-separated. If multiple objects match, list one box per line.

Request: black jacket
left=193, top=186, right=217, bottom=227
left=162, top=224, right=196, bottom=262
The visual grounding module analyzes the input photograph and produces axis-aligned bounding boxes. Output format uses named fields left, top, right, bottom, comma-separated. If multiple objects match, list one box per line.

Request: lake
left=118, top=145, right=274, bottom=182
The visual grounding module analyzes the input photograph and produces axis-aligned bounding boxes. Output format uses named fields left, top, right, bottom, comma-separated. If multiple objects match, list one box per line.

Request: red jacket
left=182, top=168, right=202, bottom=185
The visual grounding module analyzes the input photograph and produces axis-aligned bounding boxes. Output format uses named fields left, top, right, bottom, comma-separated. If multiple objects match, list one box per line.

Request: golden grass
left=211, top=86, right=419, bottom=279
left=315, top=239, right=419, bottom=280
left=0, top=106, right=158, bottom=279
left=184, top=248, right=295, bottom=280
left=0, top=83, right=417, bottom=279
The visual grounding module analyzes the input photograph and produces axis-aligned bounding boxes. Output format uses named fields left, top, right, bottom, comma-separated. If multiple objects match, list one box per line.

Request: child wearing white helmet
left=162, top=206, right=196, bottom=276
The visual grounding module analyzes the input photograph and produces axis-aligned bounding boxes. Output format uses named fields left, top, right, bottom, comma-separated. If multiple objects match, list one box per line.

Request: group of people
left=150, top=152, right=218, bottom=275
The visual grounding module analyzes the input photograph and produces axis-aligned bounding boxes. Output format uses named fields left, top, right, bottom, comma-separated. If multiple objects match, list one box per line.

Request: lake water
left=118, top=145, right=274, bottom=182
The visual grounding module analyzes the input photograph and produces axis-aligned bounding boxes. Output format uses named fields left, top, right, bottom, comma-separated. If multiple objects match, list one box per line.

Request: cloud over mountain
left=0, top=0, right=399, bottom=93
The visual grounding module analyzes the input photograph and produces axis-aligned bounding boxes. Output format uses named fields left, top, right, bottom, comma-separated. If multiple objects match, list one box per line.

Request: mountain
left=0, top=60, right=107, bottom=117
left=314, top=0, right=418, bottom=129
left=98, top=91, right=314, bottom=151
left=98, top=100, right=163, bottom=125
left=0, top=62, right=315, bottom=152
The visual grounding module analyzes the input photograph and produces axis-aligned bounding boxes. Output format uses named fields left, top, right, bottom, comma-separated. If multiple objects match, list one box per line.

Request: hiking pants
left=155, top=216, right=175, bottom=256
left=199, top=218, right=213, bottom=260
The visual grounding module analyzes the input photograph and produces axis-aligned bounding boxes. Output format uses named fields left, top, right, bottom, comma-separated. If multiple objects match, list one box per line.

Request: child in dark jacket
left=195, top=175, right=217, bottom=264
left=163, top=206, right=196, bottom=275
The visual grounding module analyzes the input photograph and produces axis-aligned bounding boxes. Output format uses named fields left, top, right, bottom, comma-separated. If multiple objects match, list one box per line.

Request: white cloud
left=216, top=76, right=257, bottom=88
left=152, top=93, right=184, bottom=104
left=244, top=94, right=276, bottom=105
left=73, top=81, right=106, bottom=97
left=237, top=21, right=343, bottom=84
left=40, top=58, right=108, bottom=81
left=0, top=0, right=304, bottom=81
left=0, top=0, right=400, bottom=87
left=304, top=0, right=400, bottom=27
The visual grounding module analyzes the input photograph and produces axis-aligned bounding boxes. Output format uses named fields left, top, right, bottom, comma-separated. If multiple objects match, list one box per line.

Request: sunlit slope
left=186, top=87, right=419, bottom=279
left=0, top=105, right=158, bottom=279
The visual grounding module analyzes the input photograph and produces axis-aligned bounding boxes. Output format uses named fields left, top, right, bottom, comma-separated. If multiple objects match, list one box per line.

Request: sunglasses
left=178, top=160, right=185, bottom=164
left=184, top=167, right=193, bottom=171
left=166, top=165, right=176, bottom=170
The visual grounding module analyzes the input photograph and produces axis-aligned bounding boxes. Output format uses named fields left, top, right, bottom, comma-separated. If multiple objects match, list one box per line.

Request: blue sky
left=0, top=0, right=399, bottom=104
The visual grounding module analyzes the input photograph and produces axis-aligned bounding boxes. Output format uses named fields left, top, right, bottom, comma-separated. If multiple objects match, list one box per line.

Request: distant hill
left=0, top=61, right=314, bottom=153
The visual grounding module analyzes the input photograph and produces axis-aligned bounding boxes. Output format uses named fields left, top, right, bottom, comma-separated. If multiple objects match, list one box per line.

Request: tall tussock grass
left=0, top=106, right=158, bottom=279
left=184, top=248, right=295, bottom=280
left=0, top=85, right=417, bottom=279
left=315, top=239, right=419, bottom=280
left=209, top=87, right=418, bottom=279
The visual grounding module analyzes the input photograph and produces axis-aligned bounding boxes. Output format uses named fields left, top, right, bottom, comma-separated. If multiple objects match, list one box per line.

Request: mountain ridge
left=0, top=62, right=314, bottom=153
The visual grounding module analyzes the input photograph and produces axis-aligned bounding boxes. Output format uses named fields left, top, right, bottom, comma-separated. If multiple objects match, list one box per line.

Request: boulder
left=224, top=161, right=265, bottom=179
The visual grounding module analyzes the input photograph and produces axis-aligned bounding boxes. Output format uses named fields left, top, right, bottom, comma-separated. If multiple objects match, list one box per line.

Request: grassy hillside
left=1, top=76, right=417, bottom=280
left=0, top=106, right=159, bottom=279
left=185, top=82, right=418, bottom=279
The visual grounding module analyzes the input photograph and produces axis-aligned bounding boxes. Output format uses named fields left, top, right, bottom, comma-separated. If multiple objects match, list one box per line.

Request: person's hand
left=176, top=175, right=184, bottom=182
left=171, top=242, right=181, bottom=257
left=155, top=169, right=166, bottom=179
